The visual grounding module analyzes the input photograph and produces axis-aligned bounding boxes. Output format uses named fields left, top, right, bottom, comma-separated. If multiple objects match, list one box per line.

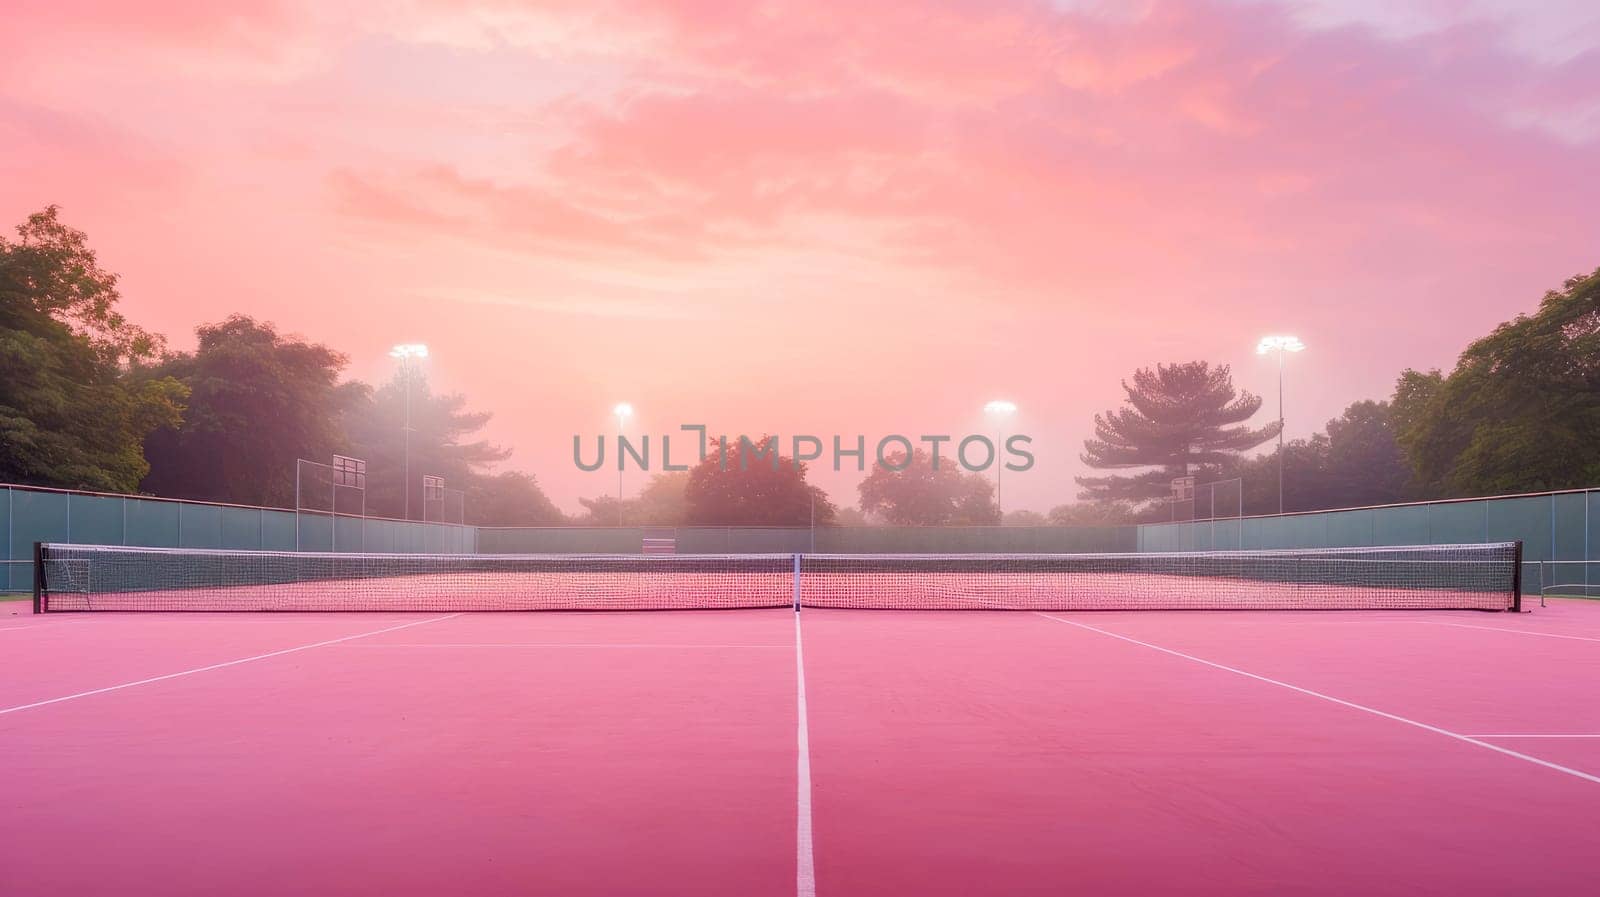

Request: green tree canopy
left=631, top=472, right=690, bottom=525
left=141, top=315, right=361, bottom=506
left=830, top=506, right=873, bottom=527
left=576, top=474, right=689, bottom=526
left=857, top=448, right=1000, bottom=525
left=1390, top=268, right=1600, bottom=496
left=576, top=494, right=626, bottom=526
left=467, top=471, right=566, bottom=525
left=0, top=207, right=186, bottom=491
left=685, top=436, right=835, bottom=525
left=1077, top=361, right=1279, bottom=509
left=1047, top=500, right=1137, bottom=526
left=1215, top=399, right=1410, bottom=515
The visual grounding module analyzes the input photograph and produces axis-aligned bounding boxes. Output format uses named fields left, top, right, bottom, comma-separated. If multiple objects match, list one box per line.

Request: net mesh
left=36, top=543, right=1520, bottom=613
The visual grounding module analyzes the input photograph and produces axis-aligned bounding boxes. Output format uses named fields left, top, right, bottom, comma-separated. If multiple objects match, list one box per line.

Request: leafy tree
left=1078, top=361, right=1279, bottom=510
left=0, top=207, right=186, bottom=491
left=1215, top=399, right=1409, bottom=514
left=1047, top=500, right=1138, bottom=526
left=631, top=472, right=690, bottom=525
left=576, top=473, right=691, bottom=526
left=1002, top=509, right=1048, bottom=526
left=1321, top=400, right=1409, bottom=504
left=141, top=316, right=361, bottom=506
left=830, top=506, right=873, bottom=527
left=685, top=435, right=835, bottom=525
left=344, top=372, right=510, bottom=519
left=576, top=494, right=627, bottom=526
left=1391, top=268, right=1600, bottom=496
left=467, top=471, right=566, bottom=525
left=857, top=448, right=1001, bottom=525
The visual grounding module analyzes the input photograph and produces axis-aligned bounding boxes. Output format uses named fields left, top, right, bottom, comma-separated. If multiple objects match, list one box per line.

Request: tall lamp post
left=612, top=403, right=633, bottom=522
left=984, top=400, right=1017, bottom=519
left=1255, top=335, right=1304, bottom=516
left=389, top=344, right=430, bottom=520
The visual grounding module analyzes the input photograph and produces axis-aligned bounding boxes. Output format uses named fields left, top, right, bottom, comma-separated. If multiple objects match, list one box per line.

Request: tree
left=575, top=474, right=689, bottom=526
left=466, top=471, right=566, bottom=525
left=344, top=372, right=510, bottom=519
left=1391, top=268, right=1600, bottom=496
left=140, top=316, right=361, bottom=506
left=576, top=494, right=627, bottom=526
left=1214, top=399, right=1409, bottom=515
left=857, top=448, right=1001, bottom=525
left=631, top=472, right=690, bottom=525
left=1077, top=361, right=1279, bottom=510
left=0, top=207, right=186, bottom=491
left=1002, top=509, right=1047, bottom=526
left=1047, top=501, right=1137, bottom=526
left=830, top=506, right=873, bottom=526
left=684, top=436, right=835, bottom=525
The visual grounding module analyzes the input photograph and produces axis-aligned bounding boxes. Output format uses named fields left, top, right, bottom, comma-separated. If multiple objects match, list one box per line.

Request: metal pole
left=810, top=492, right=816, bottom=553
left=403, top=361, right=411, bottom=522
left=1277, top=348, right=1285, bottom=516
left=295, top=460, right=301, bottom=550
left=995, top=427, right=1003, bottom=518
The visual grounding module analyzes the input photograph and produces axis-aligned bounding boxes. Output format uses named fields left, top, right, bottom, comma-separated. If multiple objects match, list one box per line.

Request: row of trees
left=0, top=207, right=565, bottom=524
left=1059, top=267, right=1600, bottom=522
left=577, top=442, right=1006, bottom=527
left=5, top=207, right=1595, bottom=526
left=1, top=208, right=1004, bottom=527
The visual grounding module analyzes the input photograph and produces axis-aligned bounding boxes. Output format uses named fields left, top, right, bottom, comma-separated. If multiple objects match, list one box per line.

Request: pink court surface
left=3, top=597, right=1600, bottom=895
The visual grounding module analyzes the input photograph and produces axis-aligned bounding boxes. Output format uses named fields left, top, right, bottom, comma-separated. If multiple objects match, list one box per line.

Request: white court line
left=1034, top=613, right=1600, bottom=787
left=795, top=612, right=816, bottom=897
left=0, top=621, right=85, bottom=632
left=337, top=642, right=792, bottom=649
left=0, top=614, right=461, bottom=716
left=1423, top=621, right=1600, bottom=643
left=1468, top=734, right=1600, bottom=739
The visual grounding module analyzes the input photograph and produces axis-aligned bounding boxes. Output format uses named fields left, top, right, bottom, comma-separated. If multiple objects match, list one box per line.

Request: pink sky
left=3, top=0, right=1598, bottom=514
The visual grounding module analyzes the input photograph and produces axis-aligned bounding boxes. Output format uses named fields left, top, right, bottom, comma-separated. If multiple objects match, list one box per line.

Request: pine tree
left=1077, top=361, right=1279, bottom=507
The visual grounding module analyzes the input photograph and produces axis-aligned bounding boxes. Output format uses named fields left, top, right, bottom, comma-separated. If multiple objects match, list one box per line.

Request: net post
left=32, top=541, right=46, bottom=614
left=1510, top=540, right=1523, bottom=612
left=793, top=553, right=802, bottom=612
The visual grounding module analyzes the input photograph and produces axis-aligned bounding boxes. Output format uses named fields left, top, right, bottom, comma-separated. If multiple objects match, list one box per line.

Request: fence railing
left=2, top=483, right=478, bottom=593
left=1137, top=486, right=1599, bottom=595
left=475, top=524, right=1137, bottom=555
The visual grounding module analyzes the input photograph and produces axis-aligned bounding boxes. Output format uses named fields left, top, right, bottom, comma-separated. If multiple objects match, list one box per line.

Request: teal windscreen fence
left=2, top=483, right=478, bottom=593
left=1137, top=487, right=1600, bottom=597
left=474, top=524, right=1137, bottom=555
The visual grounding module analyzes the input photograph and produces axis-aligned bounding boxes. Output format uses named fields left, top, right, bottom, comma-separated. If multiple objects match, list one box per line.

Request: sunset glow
left=4, top=0, right=1596, bottom=512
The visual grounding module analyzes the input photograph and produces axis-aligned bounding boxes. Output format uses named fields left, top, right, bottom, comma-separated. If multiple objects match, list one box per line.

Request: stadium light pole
left=1255, top=335, right=1304, bottom=516
left=613, top=403, right=633, bottom=520
left=389, top=344, right=430, bottom=520
left=984, top=400, right=1017, bottom=519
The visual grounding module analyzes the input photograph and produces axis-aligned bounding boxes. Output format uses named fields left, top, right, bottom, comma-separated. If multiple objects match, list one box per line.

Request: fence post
left=1511, top=541, right=1523, bottom=613
left=32, top=541, right=45, bottom=614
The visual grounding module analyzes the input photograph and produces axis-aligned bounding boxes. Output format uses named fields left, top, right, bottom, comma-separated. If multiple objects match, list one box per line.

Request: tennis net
left=33, top=542, right=1521, bottom=612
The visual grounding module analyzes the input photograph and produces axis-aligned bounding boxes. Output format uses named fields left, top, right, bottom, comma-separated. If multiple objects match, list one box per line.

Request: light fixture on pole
left=1255, top=335, right=1304, bottom=516
left=389, top=344, right=430, bottom=520
left=613, top=403, right=633, bottom=520
left=984, top=400, right=1018, bottom=519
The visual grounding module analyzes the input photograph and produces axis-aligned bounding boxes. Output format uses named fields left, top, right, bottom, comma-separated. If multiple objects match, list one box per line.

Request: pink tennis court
left=4, top=543, right=1599, bottom=896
